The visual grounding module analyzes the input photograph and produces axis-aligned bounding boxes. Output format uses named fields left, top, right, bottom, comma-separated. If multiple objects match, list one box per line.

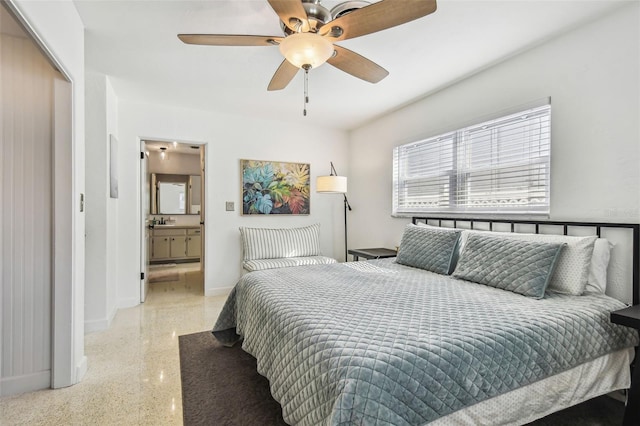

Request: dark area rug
left=179, top=331, right=625, bottom=426
left=179, top=331, right=287, bottom=426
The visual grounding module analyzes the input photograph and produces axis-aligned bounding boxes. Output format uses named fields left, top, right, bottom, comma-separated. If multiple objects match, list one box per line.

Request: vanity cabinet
left=186, top=228, right=201, bottom=258
left=170, top=236, right=187, bottom=258
left=152, top=236, right=170, bottom=259
left=151, top=227, right=201, bottom=262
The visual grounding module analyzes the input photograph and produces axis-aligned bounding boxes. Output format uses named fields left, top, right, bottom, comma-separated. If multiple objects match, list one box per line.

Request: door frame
left=139, top=141, right=150, bottom=302
left=138, top=137, right=207, bottom=300
left=199, top=144, right=206, bottom=273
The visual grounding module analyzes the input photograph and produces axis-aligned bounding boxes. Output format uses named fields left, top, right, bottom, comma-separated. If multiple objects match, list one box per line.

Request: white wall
left=116, top=100, right=348, bottom=304
left=148, top=151, right=200, bottom=175
left=10, top=0, right=87, bottom=386
left=84, top=72, right=106, bottom=333
left=348, top=4, right=640, bottom=251
left=84, top=72, right=118, bottom=333
left=105, top=78, right=118, bottom=330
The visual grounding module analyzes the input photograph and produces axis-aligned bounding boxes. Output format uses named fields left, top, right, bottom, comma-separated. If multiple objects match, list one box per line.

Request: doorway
left=140, top=139, right=205, bottom=302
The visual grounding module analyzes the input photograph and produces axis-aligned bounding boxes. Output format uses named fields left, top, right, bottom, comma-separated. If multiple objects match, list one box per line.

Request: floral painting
left=241, top=159, right=310, bottom=215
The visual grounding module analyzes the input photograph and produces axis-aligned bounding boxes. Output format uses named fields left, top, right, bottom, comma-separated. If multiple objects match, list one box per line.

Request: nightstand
left=348, top=248, right=397, bottom=261
left=610, top=305, right=640, bottom=426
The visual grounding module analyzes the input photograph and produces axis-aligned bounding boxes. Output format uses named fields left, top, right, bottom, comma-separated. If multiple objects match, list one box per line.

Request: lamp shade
left=279, top=33, right=334, bottom=69
left=317, top=175, right=347, bottom=193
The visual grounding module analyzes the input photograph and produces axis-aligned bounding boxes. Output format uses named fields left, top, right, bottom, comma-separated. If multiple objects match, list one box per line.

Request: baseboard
left=0, top=370, right=50, bottom=397
left=118, top=297, right=140, bottom=309
left=205, top=286, right=233, bottom=297
left=84, top=318, right=110, bottom=334
left=84, top=301, right=120, bottom=334
left=75, top=355, right=88, bottom=383
left=107, top=304, right=118, bottom=326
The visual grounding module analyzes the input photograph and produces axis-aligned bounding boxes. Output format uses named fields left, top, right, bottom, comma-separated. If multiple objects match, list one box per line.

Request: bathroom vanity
left=150, top=226, right=201, bottom=263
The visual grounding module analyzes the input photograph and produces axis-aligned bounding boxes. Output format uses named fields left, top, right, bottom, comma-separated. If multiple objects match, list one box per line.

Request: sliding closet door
left=0, top=7, right=58, bottom=396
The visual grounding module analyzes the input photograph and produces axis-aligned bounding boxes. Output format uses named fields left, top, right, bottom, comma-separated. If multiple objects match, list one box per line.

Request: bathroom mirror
left=158, top=182, right=186, bottom=214
left=151, top=173, right=200, bottom=215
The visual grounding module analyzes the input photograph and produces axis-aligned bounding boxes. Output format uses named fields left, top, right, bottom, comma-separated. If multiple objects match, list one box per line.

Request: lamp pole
left=317, top=162, right=351, bottom=262
left=330, top=162, right=351, bottom=262
left=343, top=193, right=352, bottom=262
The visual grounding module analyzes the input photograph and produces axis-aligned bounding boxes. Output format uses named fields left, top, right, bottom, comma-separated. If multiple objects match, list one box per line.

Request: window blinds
left=393, top=104, right=551, bottom=215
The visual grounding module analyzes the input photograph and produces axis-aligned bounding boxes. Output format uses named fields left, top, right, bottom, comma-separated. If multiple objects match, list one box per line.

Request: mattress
left=213, top=259, right=638, bottom=425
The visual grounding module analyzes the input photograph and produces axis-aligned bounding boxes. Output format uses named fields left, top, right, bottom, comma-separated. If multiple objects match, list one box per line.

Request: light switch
left=225, top=201, right=234, bottom=211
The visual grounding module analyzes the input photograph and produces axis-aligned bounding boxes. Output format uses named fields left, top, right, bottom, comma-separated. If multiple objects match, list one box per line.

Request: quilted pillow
left=453, top=233, right=565, bottom=299
left=396, top=224, right=461, bottom=275
left=459, top=230, right=597, bottom=296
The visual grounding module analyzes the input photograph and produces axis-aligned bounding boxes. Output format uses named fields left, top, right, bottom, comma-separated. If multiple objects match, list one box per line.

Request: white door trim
left=52, top=74, right=76, bottom=389
left=140, top=141, right=150, bottom=302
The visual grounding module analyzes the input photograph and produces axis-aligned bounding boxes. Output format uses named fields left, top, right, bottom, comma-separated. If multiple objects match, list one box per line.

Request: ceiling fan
left=178, top=0, right=437, bottom=113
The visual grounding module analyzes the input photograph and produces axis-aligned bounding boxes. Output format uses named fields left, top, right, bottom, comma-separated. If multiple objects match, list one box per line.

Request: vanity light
left=160, top=147, right=167, bottom=160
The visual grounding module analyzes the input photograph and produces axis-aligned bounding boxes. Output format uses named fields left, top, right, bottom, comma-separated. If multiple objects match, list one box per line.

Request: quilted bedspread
left=213, top=259, right=639, bottom=425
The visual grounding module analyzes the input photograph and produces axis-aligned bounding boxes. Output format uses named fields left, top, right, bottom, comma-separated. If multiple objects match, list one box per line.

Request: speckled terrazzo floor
left=0, top=264, right=228, bottom=425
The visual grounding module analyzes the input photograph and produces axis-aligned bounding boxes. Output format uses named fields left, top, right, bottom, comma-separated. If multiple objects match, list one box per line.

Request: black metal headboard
left=412, top=216, right=640, bottom=305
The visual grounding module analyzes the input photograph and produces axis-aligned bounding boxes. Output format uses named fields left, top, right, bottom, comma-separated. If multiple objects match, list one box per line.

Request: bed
left=213, top=217, right=640, bottom=425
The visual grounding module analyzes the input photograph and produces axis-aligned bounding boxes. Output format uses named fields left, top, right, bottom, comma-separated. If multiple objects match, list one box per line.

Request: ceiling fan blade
left=267, top=0, right=310, bottom=33
left=178, top=34, right=282, bottom=46
left=320, top=0, right=437, bottom=41
left=328, top=45, right=389, bottom=83
left=268, top=60, right=299, bottom=91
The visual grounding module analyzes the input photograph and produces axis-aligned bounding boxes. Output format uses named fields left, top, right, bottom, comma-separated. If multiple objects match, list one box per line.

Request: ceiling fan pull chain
left=303, top=64, right=310, bottom=116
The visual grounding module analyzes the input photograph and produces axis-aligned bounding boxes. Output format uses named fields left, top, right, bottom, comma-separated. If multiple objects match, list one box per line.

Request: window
left=393, top=103, right=551, bottom=216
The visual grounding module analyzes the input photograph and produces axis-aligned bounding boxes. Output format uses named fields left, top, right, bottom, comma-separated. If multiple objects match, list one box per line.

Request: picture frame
left=241, top=159, right=310, bottom=215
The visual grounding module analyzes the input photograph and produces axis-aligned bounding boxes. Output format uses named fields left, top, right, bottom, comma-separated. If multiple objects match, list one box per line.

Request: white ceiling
left=74, top=0, right=626, bottom=131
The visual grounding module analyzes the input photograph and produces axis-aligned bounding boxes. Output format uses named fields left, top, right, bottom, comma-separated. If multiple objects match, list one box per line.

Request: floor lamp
left=317, top=162, right=352, bottom=262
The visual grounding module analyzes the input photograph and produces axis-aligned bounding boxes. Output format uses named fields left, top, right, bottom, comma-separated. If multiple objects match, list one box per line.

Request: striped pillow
left=240, top=224, right=322, bottom=260
left=243, top=256, right=337, bottom=272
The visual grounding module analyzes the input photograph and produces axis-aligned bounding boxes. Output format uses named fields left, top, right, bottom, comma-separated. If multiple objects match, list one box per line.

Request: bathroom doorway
left=140, top=139, right=205, bottom=301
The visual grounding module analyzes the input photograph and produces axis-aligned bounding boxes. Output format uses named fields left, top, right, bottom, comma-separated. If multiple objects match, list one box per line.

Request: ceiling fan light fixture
left=330, top=1, right=370, bottom=19
left=279, top=33, right=334, bottom=69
